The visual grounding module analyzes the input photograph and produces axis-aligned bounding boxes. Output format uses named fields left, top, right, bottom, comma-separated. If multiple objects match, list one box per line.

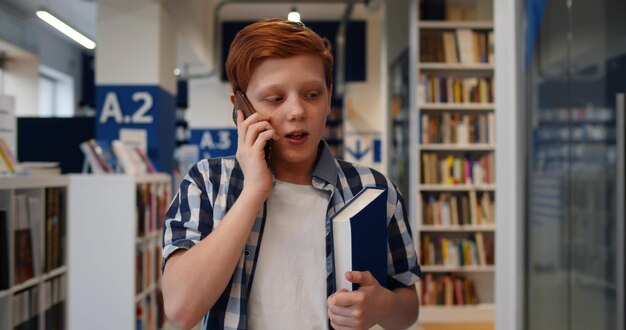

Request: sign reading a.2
left=98, top=91, right=154, bottom=125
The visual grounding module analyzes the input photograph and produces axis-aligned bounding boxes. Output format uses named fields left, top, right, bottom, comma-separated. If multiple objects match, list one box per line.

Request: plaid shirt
left=162, top=141, right=421, bottom=330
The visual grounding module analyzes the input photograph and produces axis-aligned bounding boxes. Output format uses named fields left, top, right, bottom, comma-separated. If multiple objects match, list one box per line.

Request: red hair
left=225, top=19, right=334, bottom=92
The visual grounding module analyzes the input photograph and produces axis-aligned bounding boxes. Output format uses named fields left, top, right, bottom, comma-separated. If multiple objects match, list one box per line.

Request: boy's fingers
left=346, top=271, right=375, bottom=286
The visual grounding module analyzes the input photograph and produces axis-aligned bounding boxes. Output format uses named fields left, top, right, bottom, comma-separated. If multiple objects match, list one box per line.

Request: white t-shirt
left=248, top=180, right=329, bottom=330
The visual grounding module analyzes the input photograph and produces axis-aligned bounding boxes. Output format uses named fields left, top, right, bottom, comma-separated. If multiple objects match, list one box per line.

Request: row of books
left=136, top=289, right=166, bottom=330
left=13, top=194, right=37, bottom=285
left=0, top=210, right=8, bottom=290
left=80, top=139, right=157, bottom=175
left=135, top=245, right=161, bottom=296
left=421, top=152, right=495, bottom=185
left=422, top=191, right=495, bottom=226
left=418, top=75, right=494, bottom=104
left=136, top=183, right=170, bottom=238
left=421, top=232, right=494, bottom=267
left=420, top=274, right=479, bottom=306
left=43, top=275, right=66, bottom=330
left=421, top=112, right=495, bottom=144
left=421, top=29, right=494, bottom=64
left=45, top=188, right=65, bottom=272
left=12, top=286, right=39, bottom=330
left=6, top=188, right=65, bottom=288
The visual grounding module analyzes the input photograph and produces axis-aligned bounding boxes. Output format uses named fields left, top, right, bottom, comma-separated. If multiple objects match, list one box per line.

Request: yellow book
left=446, top=155, right=454, bottom=185
left=441, top=238, right=449, bottom=265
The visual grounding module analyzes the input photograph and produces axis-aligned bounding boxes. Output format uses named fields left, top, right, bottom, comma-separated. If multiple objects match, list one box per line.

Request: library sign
left=344, top=131, right=382, bottom=169
left=190, top=128, right=238, bottom=159
left=95, top=85, right=176, bottom=173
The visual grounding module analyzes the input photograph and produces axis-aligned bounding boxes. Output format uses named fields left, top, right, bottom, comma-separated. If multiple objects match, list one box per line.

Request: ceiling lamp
left=287, top=7, right=301, bottom=23
left=36, top=9, right=96, bottom=50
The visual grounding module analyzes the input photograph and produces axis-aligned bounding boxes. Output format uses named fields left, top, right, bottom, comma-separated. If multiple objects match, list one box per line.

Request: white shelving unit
left=0, top=176, right=69, bottom=330
left=414, top=0, right=496, bottom=328
left=67, top=173, right=171, bottom=330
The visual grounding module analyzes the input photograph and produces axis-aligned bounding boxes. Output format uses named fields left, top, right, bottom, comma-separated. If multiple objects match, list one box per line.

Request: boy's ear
left=230, top=93, right=236, bottom=105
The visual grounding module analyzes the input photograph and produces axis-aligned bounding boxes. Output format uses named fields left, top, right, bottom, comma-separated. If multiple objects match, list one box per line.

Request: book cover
left=331, top=186, right=388, bottom=291
left=90, top=139, right=117, bottom=173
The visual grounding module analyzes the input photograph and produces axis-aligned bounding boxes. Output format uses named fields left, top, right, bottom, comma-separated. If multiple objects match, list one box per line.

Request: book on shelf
left=135, top=147, right=157, bottom=173
left=27, top=196, right=43, bottom=276
left=420, top=112, right=494, bottom=145
left=423, top=192, right=472, bottom=226
left=79, top=141, right=107, bottom=174
left=332, top=186, right=388, bottom=291
left=14, top=194, right=34, bottom=285
left=90, top=139, right=117, bottom=172
left=44, top=274, right=66, bottom=330
left=13, top=286, right=39, bottom=329
left=0, top=137, right=23, bottom=175
left=20, top=162, right=61, bottom=176
left=45, top=188, right=65, bottom=272
left=0, top=209, right=9, bottom=290
left=420, top=233, right=493, bottom=267
left=421, top=273, right=479, bottom=306
left=421, top=152, right=494, bottom=185
left=419, top=74, right=494, bottom=104
left=112, top=140, right=151, bottom=175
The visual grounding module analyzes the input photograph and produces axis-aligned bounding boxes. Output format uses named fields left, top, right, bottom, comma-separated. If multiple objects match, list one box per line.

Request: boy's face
left=244, top=54, right=332, bottom=169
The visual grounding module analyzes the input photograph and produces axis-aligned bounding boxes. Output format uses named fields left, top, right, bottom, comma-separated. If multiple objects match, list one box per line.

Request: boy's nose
left=287, top=97, right=306, bottom=120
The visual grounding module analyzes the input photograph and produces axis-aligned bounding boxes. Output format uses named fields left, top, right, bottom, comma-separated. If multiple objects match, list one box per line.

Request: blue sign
left=344, top=132, right=382, bottom=165
left=190, top=128, right=238, bottom=159
left=95, top=85, right=176, bottom=173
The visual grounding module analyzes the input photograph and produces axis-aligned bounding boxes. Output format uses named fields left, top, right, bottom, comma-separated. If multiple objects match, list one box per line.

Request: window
left=38, top=65, right=74, bottom=117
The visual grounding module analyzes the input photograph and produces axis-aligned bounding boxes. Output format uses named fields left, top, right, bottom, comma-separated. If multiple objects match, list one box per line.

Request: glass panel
left=568, top=0, right=624, bottom=328
left=526, top=0, right=570, bottom=328
left=526, top=0, right=625, bottom=329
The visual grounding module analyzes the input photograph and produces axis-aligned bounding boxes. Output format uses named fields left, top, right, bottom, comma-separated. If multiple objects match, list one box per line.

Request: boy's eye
left=306, top=91, right=320, bottom=99
left=265, top=96, right=283, bottom=103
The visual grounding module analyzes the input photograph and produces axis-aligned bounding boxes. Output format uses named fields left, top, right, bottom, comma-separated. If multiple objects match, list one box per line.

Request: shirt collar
left=311, top=140, right=338, bottom=188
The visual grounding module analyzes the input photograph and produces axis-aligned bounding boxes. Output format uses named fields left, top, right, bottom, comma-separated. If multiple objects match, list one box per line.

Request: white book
left=456, top=29, right=475, bottom=64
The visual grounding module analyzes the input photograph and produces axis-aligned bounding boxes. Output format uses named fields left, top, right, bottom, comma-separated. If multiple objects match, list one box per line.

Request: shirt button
left=244, top=249, right=250, bottom=256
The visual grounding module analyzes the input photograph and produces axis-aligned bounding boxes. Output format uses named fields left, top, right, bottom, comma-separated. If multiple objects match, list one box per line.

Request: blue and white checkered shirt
left=162, top=141, right=421, bottom=330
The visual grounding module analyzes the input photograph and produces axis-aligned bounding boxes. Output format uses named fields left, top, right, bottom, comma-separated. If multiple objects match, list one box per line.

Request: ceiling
left=0, top=0, right=379, bottom=72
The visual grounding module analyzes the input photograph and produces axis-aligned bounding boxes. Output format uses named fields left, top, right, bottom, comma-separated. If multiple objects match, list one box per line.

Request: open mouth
left=286, top=132, right=307, bottom=139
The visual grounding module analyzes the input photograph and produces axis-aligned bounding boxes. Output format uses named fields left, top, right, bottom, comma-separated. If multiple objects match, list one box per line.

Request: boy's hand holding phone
left=233, top=91, right=279, bottom=197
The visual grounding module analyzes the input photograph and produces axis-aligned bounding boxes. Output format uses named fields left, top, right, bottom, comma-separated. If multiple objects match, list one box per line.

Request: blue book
left=332, top=186, right=388, bottom=291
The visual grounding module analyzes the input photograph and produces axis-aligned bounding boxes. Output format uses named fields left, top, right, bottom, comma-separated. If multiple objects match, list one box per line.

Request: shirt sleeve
left=161, top=162, right=215, bottom=271
left=387, top=183, right=422, bottom=290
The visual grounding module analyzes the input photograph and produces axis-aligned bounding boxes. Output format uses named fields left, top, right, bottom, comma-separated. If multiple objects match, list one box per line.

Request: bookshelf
left=0, top=176, right=69, bottom=330
left=415, top=0, right=495, bottom=327
left=67, top=174, right=171, bottom=330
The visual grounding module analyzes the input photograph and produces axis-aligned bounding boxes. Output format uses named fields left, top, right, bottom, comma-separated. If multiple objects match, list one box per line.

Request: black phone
left=232, top=90, right=273, bottom=163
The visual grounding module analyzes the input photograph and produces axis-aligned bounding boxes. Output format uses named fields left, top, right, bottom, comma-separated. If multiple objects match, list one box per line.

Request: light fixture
left=287, top=7, right=300, bottom=23
left=36, top=10, right=96, bottom=50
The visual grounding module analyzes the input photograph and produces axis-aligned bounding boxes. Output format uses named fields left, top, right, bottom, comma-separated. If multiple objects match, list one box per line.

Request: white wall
left=1, top=47, right=39, bottom=117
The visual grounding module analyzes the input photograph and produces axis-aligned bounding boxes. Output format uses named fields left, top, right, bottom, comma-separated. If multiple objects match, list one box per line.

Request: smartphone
left=232, top=90, right=273, bottom=163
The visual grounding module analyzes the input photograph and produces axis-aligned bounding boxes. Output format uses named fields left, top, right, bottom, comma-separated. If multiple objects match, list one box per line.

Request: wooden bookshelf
left=415, top=0, right=495, bottom=326
left=0, top=176, right=69, bottom=330
left=67, top=174, right=171, bottom=330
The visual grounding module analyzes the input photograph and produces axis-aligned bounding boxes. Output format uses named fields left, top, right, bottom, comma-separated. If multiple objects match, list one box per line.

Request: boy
left=161, top=19, right=421, bottom=330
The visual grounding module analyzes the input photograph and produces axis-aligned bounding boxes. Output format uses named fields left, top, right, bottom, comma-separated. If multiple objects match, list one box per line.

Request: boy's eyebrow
left=254, top=79, right=326, bottom=92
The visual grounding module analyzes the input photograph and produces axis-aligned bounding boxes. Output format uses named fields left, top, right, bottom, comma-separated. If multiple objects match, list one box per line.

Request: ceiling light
left=36, top=10, right=96, bottom=50
left=287, top=7, right=300, bottom=23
